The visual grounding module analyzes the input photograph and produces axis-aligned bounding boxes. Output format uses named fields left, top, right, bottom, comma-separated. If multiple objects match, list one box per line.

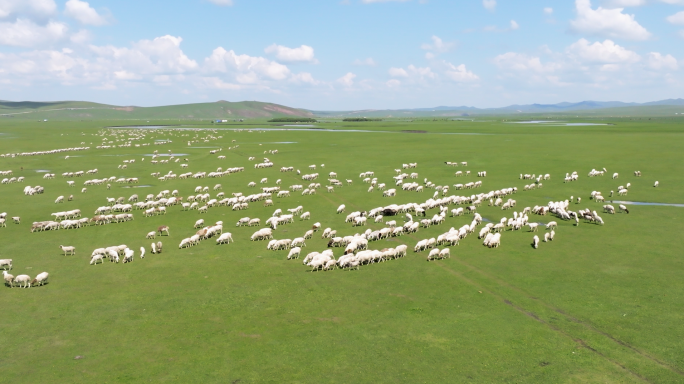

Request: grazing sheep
left=544, top=233, right=551, bottom=242
left=0, top=259, right=11, bottom=270
left=532, top=235, right=539, bottom=249
left=59, top=245, right=75, bottom=256
left=151, top=242, right=157, bottom=254
left=123, top=248, right=134, bottom=263
left=546, top=221, right=557, bottom=229
left=156, top=242, right=163, bottom=253
left=14, top=274, right=31, bottom=288
left=549, top=230, right=555, bottom=240
left=654, top=181, right=659, bottom=187
left=12, top=217, right=20, bottom=224
left=146, top=231, right=156, bottom=239
left=140, top=246, right=145, bottom=259
left=90, top=254, right=104, bottom=265
left=287, top=247, right=301, bottom=260
left=427, top=248, right=440, bottom=261
left=194, top=219, right=205, bottom=229
left=3, top=271, right=14, bottom=287
left=619, top=204, right=629, bottom=214
left=337, top=204, right=345, bottom=214
left=157, top=225, right=170, bottom=236
left=216, top=232, right=234, bottom=244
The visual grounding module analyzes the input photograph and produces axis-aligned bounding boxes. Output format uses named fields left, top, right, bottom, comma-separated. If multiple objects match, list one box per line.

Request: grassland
left=0, top=117, right=683, bottom=383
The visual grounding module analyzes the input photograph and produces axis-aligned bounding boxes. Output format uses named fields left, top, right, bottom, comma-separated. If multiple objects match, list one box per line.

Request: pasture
left=1, top=118, right=683, bottom=383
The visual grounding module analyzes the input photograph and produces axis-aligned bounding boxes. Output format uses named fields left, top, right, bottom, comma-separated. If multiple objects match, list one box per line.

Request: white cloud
left=660, top=0, right=684, bottom=4
left=443, top=62, right=479, bottom=82
left=70, top=29, right=92, bottom=44
left=386, top=79, right=401, bottom=87
left=0, top=0, right=57, bottom=22
left=667, top=11, right=684, bottom=25
left=602, top=0, right=646, bottom=7
left=64, top=0, right=108, bottom=26
left=566, top=38, right=640, bottom=63
left=493, top=52, right=558, bottom=73
left=264, top=44, right=316, bottom=63
left=352, top=57, right=376, bottom=66
left=290, top=72, right=319, bottom=85
left=207, top=0, right=233, bottom=6
left=337, top=72, right=356, bottom=86
left=421, top=35, right=454, bottom=53
left=543, top=7, right=553, bottom=14
left=388, top=67, right=408, bottom=77
left=510, top=20, right=519, bottom=30
left=647, top=52, right=678, bottom=70
left=570, top=0, right=651, bottom=41
left=482, top=0, right=496, bottom=11
left=0, top=18, right=68, bottom=47
left=205, top=47, right=289, bottom=82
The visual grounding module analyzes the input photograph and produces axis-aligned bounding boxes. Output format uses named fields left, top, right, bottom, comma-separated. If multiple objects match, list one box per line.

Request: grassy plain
left=0, top=118, right=683, bottom=383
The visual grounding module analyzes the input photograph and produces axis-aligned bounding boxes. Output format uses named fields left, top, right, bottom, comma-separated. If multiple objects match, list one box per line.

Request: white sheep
left=146, top=231, right=156, bottom=239
left=287, top=247, right=302, bottom=260
left=654, top=181, right=659, bottom=187
left=337, top=204, right=345, bottom=214
left=123, top=248, right=134, bottom=263
left=3, top=270, right=14, bottom=287
left=0, top=259, right=11, bottom=270
left=14, top=274, right=31, bottom=288
left=216, top=232, right=234, bottom=244
left=532, top=235, right=539, bottom=249
left=300, top=211, right=311, bottom=220
left=90, top=254, right=104, bottom=265
left=60, top=245, right=75, bottom=256
left=140, top=246, right=145, bottom=259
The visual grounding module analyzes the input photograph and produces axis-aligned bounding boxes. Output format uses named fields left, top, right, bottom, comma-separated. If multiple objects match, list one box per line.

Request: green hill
left=0, top=100, right=313, bottom=121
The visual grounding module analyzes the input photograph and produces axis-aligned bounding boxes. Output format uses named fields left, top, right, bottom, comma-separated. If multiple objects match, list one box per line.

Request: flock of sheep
left=1, top=127, right=662, bottom=287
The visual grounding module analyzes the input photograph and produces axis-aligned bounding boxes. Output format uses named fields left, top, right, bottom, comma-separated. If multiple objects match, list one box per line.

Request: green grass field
left=1, top=118, right=683, bottom=383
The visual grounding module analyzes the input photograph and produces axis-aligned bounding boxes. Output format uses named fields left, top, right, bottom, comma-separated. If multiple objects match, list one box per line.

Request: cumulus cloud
left=647, top=52, right=678, bottom=70
left=64, top=0, right=108, bottom=26
left=352, top=57, right=376, bottom=66
left=388, top=67, right=408, bottom=77
left=493, top=52, right=558, bottom=73
left=421, top=35, right=455, bottom=53
left=667, top=11, right=684, bottom=25
left=566, top=38, right=640, bottom=63
left=570, top=0, right=651, bottom=41
left=602, top=0, right=646, bottom=7
left=207, top=0, right=233, bottom=6
left=264, top=44, right=317, bottom=63
left=206, top=47, right=290, bottom=83
left=290, top=72, right=319, bottom=85
left=543, top=7, right=553, bottom=14
left=482, top=0, right=496, bottom=11
left=443, top=62, right=479, bottom=82
left=0, top=18, right=68, bottom=47
left=337, top=72, right=356, bottom=86
left=0, top=0, right=57, bottom=22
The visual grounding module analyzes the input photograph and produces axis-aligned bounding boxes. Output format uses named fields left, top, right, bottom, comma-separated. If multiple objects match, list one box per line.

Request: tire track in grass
left=432, top=262, right=653, bottom=383
left=441, top=253, right=684, bottom=379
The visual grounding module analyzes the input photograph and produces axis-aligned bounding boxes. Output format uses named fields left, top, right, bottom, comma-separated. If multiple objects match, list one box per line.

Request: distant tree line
left=342, top=118, right=383, bottom=122
left=268, top=117, right=317, bottom=123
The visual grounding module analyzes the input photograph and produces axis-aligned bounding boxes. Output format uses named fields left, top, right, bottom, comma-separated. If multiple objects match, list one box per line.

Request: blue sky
left=0, top=0, right=683, bottom=109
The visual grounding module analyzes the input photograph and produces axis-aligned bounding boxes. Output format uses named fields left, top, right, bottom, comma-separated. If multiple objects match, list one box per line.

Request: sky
left=0, top=0, right=683, bottom=110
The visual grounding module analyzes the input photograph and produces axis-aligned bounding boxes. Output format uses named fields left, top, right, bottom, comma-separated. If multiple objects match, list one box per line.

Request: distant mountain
left=312, top=99, right=684, bottom=117
left=0, top=100, right=313, bottom=120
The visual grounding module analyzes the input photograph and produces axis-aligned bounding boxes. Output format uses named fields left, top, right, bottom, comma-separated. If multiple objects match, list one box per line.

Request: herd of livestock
left=1, top=128, right=659, bottom=288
